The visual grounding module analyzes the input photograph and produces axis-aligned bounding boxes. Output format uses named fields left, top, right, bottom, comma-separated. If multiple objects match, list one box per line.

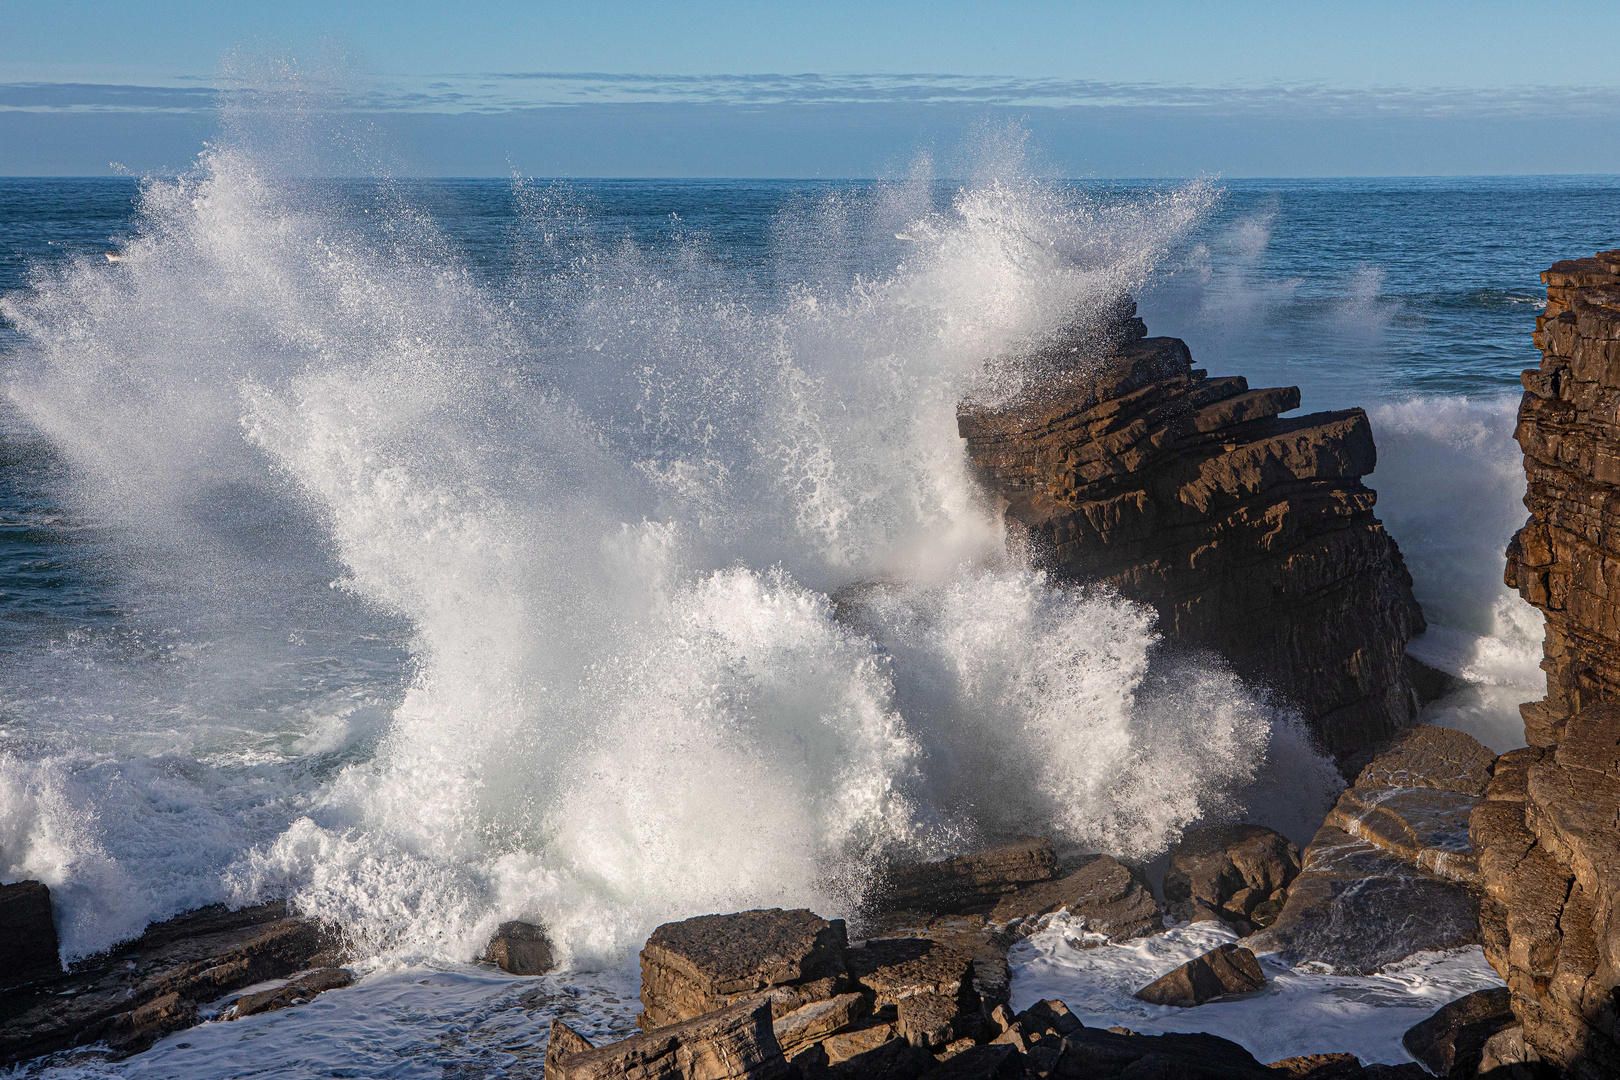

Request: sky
left=4, top=0, right=1620, bottom=177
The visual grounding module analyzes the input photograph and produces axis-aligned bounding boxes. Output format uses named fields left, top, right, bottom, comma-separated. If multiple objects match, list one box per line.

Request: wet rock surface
left=990, top=854, right=1161, bottom=941
left=0, top=881, right=61, bottom=989
left=882, top=839, right=1059, bottom=915
left=957, top=304, right=1424, bottom=760
left=1163, top=825, right=1301, bottom=933
left=227, top=966, right=354, bottom=1019
left=639, top=909, right=849, bottom=1028
left=1400, top=987, right=1515, bottom=1078
left=487, top=920, right=557, bottom=975
left=0, top=899, right=338, bottom=1065
left=1133, top=943, right=1266, bottom=1007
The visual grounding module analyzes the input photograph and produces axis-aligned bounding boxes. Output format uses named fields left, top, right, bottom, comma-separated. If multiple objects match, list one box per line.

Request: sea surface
left=3, top=153, right=1617, bottom=1075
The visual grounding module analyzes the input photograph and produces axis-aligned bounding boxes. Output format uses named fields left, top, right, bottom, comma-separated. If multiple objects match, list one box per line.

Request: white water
left=0, top=97, right=1331, bottom=978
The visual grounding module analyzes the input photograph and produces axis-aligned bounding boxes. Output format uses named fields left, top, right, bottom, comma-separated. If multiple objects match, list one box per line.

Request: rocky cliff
left=1477, top=251, right=1620, bottom=1078
left=957, top=304, right=1425, bottom=761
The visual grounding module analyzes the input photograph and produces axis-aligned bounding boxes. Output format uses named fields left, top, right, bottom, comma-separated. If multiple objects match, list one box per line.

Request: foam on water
left=0, top=86, right=1335, bottom=978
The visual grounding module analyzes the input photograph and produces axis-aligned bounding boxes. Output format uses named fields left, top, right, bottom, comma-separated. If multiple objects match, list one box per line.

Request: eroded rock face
left=0, top=901, right=336, bottom=1065
left=882, top=839, right=1059, bottom=916
left=1400, top=987, right=1514, bottom=1078
left=990, top=854, right=1160, bottom=941
left=639, top=910, right=849, bottom=1029
left=957, top=306, right=1424, bottom=760
left=0, top=881, right=61, bottom=989
left=1162, top=825, right=1300, bottom=934
left=546, top=999, right=789, bottom=1080
left=1489, top=250, right=1620, bottom=1078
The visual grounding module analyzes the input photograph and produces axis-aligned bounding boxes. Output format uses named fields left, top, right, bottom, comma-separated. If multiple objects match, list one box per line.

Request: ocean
left=2, top=141, right=1616, bottom=1074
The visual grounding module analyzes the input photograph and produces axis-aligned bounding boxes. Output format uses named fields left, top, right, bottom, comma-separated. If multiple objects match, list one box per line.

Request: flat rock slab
left=917, top=1043, right=1022, bottom=1080
left=0, top=901, right=333, bottom=1066
left=1355, top=726, right=1495, bottom=797
left=846, top=938, right=975, bottom=1010
left=1325, top=785, right=1480, bottom=885
left=1134, top=943, right=1266, bottom=1007
left=883, top=839, right=1058, bottom=915
left=546, top=999, right=787, bottom=1080
left=0, top=881, right=61, bottom=989
left=772, top=993, right=869, bottom=1051
left=640, top=910, right=847, bottom=1028
left=229, top=966, right=352, bottom=1018
left=1401, top=987, right=1514, bottom=1078
left=989, top=854, right=1160, bottom=940
left=1248, top=826, right=1480, bottom=975
left=1163, top=825, right=1300, bottom=931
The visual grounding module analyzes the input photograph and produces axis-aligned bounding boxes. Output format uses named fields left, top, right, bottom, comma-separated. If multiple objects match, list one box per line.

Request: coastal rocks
left=882, top=839, right=1059, bottom=915
left=957, top=305, right=1425, bottom=760
left=227, top=966, right=354, bottom=1019
left=1471, top=706, right=1620, bottom=1079
left=1133, top=944, right=1266, bottom=1007
left=486, top=919, right=557, bottom=975
left=1489, top=251, right=1620, bottom=1077
left=989, top=854, right=1161, bottom=941
left=845, top=937, right=976, bottom=1011
left=1251, top=728, right=1488, bottom=974
left=1400, top=987, right=1514, bottom=1078
left=546, top=999, right=788, bottom=1080
left=1162, top=825, right=1301, bottom=933
left=0, top=880, right=61, bottom=988
left=639, top=909, right=849, bottom=1028
left=0, top=900, right=338, bottom=1065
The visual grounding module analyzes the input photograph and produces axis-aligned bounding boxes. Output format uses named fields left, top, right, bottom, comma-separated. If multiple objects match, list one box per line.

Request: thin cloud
left=5, top=73, right=1620, bottom=118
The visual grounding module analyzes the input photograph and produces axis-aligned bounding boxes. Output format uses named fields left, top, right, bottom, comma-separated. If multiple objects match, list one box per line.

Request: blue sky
left=4, top=1, right=1620, bottom=176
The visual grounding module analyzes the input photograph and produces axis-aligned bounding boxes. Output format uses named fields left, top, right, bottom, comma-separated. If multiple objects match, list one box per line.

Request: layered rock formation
left=957, top=305, right=1425, bottom=761
left=1479, top=251, right=1620, bottom=1077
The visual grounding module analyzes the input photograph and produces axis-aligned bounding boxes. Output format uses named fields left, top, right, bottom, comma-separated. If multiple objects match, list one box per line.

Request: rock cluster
left=1133, top=943, right=1267, bottom=1007
left=1163, top=824, right=1301, bottom=934
left=1484, top=250, right=1620, bottom=1077
left=957, top=305, right=1425, bottom=760
left=0, top=889, right=349, bottom=1065
left=1252, top=727, right=1490, bottom=975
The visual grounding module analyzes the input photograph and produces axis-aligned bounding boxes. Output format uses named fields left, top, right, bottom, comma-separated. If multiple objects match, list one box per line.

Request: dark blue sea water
left=0, top=168, right=1610, bottom=1075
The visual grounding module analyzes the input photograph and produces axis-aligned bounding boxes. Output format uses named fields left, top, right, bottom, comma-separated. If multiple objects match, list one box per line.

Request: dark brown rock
left=1248, top=825, right=1480, bottom=975
left=846, top=938, right=975, bottom=1011
left=1162, top=825, right=1301, bottom=933
left=883, top=839, right=1059, bottom=915
left=547, top=1020, right=598, bottom=1080
left=957, top=305, right=1424, bottom=761
left=1400, top=987, right=1514, bottom=1078
left=640, top=910, right=848, bottom=1028
left=1133, top=943, right=1265, bottom=1007
left=917, top=1043, right=1023, bottom=1080
left=1265, top=1053, right=1365, bottom=1079
left=1054, top=1026, right=1275, bottom=1079
left=773, top=993, right=870, bottom=1051
left=1352, top=726, right=1495, bottom=797
left=825, top=1033, right=934, bottom=1080
left=486, top=919, right=556, bottom=975
left=0, top=901, right=335, bottom=1065
left=547, top=998, right=788, bottom=1080
left=990, top=854, right=1160, bottom=940
left=0, top=881, right=60, bottom=989
left=897, top=992, right=965, bottom=1050
left=228, top=966, right=353, bottom=1018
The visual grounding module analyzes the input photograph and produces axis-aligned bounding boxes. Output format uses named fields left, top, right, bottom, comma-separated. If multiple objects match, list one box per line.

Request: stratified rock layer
left=957, top=310, right=1424, bottom=760
left=1489, top=250, right=1620, bottom=1078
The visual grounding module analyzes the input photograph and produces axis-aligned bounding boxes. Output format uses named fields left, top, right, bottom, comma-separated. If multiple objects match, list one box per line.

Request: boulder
left=1266, top=1053, right=1366, bottom=1079
left=883, top=839, right=1058, bottom=915
left=898, top=992, right=966, bottom=1050
left=917, top=1043, right=1023, bottom=1080
left=640, top=910, right=848, bottom=1028
left=1249, top=825, right=1480, bottom=975
left=1400, top=987, right=1514, bottom=1078
left=0, top=881, right=61, bottom=989
left=545, top=999, right=788, bottom=1080
left=1054, top=1026, right=1274, bottom=1079
left=821, top=1015, right=901, bottom=1064
left=0, top=901, right=336, bottom=1065
left=825, top=1033, right=934, bottom=1080
left=1133, top=943, right=1265, bottom=1007
left=1162, top=825, right=1301, bottom=933
left=486, top=920, right=556, bottom=975
left=990, top=854, right=1160, bottom=940
left=957, top=303, right=1425, bottom=761
left=228, top=966, right=353, bottom=1018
